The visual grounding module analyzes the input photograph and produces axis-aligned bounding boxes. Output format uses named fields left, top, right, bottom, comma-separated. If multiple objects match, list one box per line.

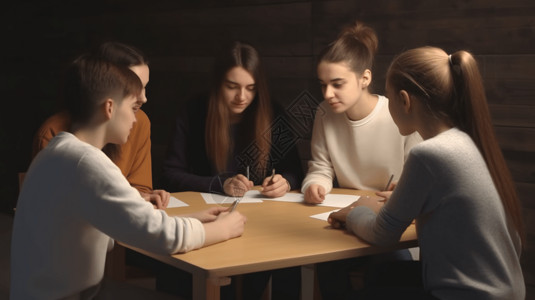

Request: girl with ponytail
left=329, top=46, right=525, bottom=299
left=302, top=21, right=421, bottom=204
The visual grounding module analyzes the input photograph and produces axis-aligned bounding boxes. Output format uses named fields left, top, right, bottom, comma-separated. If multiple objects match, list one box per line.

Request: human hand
left=140, top=189, right=170, bottom=209
left=261, top=174, right=290, bottom=198
left=304, top=184, right=326, bottom=204
left=223, top=175, right=253, bottom=197
left=328, top=196, right=384, bottom=228
left=183, top=207, right=228, bottom=223
left=375, top=190, right=393, bottom=203
left=328, top=200, right=359, bottom=229
left=203, top=211, right=247, bottom=246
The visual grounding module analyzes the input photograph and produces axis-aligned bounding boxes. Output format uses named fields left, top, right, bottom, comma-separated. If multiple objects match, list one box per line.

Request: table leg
left=193, top=274, right=231, bottom=300
left=301, top=264, right=315, bottom=300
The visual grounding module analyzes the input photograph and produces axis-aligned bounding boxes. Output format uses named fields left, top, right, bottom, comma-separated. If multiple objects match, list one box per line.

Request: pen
left=246, top=166, right=250, bottom=180
left=383, top=174, right=394, bottom=191
left=268, top=168, right=275, bottom=184
left=229, top=198, right=240, bottom=212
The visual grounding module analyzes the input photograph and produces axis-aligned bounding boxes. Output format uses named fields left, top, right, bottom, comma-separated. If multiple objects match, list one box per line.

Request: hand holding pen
left=223, top=166, right=253, bottom=197
left=261, top=168, right=291, bottom=198
left=377, top=174, right=395, bottom=202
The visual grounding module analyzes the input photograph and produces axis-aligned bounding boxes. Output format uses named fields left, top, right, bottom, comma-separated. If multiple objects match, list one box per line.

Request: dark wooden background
left=2, top=0, right=534, bottom=297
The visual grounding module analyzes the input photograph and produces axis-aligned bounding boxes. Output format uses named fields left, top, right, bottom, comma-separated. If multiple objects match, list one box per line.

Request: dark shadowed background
left=1, top=0, right=534, bottom=296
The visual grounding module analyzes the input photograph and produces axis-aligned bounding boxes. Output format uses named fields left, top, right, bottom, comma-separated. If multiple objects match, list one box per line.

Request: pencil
left=246, top=166, right=250, bottom=180
left=383, top=174, right=394, bottom=191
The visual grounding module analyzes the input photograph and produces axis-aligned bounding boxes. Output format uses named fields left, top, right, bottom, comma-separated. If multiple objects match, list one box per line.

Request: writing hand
left=261, top=174, right=290, bottom=198
left=223, top=174, right=253, bottom=196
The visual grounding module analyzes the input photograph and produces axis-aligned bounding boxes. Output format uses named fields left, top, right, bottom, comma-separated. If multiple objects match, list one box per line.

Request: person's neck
left=416, top=118, right=452, bottom=140
left=229, top=112, right=243, bottom=125
left=72, top=125, right=106, bottom=149
left=345, top=92, right=378, bottom=121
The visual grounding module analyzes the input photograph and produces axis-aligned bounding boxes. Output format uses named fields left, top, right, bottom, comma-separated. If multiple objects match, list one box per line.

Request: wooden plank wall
left=2, top=0, right=534, bottom=297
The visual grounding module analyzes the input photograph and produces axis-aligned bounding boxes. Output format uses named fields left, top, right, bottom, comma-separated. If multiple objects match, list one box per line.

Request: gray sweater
left=347, top=128, right=524, bottom=299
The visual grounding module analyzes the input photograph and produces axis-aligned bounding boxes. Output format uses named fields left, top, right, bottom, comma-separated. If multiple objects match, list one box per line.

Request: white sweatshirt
left=11, top=132, right=205, bottom=299
left=302, top=95, right=421, bottom=193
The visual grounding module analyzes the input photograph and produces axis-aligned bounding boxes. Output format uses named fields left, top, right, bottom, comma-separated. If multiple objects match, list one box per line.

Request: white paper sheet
left=310, top=209, right=339, bottom=221
left=200, top=190, right=264, bottom=205
left=167, top=196, right=189, bottom=208
left=319, top=194, right=360, bottom=208
left=264, top=192, right=359, bottom=208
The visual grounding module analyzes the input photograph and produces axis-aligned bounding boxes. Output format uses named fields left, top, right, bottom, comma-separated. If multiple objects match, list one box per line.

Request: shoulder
left=46, top=132, right=112, bottom=169
left=130, top=109, right=151, bottom=137
left=409, top=128, right=471, bottom=161
left=35, top=111, right=71, bottom=137
left=135, top=109, right=150, bottom=125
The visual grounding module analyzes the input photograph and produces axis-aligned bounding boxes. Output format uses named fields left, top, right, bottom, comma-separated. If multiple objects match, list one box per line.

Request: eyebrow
left=224, top=79, right=255, bottom=87
left=319, top=78, right=345, bottom=84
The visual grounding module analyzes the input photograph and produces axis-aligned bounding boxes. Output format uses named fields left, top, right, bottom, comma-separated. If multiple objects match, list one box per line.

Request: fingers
left=149, top=193, right=164, bottom=209
left=375, top=191, right=391, bottom=202
left=261, top=175, right=288, bottom=198
left=304, top=185, right=325, bottom=204
left=224, top=175, right=252, bottom=196
left=154, top=190, right=170, bottom=209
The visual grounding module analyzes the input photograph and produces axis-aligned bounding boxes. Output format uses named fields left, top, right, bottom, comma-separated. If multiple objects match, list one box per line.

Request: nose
left=323, top=85, right=334, bottom=100
left=237, top=88, right=247, bottom=102
left=138, top=89, right=148, bottom=104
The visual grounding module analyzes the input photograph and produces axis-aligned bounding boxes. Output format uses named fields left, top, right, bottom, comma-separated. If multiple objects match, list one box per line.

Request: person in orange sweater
left=32, top=42, right=170, bottom=209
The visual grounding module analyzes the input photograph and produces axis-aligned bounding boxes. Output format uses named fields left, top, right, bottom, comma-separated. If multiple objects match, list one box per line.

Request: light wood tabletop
left=122, top=188, right=418, bottom=300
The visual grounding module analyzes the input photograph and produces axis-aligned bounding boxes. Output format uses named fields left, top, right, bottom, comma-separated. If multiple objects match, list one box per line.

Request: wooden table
left=123, top=188, right=418, bottom=300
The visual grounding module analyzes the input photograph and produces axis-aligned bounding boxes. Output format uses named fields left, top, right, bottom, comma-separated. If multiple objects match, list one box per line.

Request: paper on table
left=310, top=209, right=339, bottom=221
left=265, top=192, right=304, bottom=203
left=265, top=192, right=359, bottom=208
left=201, top=190, right=264, bottom=205
left=167, top=196, right=189, bottom=208
left=319, top=194, right=360, bottom=208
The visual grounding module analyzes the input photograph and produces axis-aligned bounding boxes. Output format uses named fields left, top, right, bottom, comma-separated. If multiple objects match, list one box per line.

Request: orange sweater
left=32, top=110, right=153, bottom=193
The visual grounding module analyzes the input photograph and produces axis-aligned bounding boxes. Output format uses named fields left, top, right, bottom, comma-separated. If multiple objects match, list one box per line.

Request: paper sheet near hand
left=167, top=196, right=189, bottom=208
left=266, top=192, right=359, bottom=208
left=201, top=190, right=264, bottom=205
left=310, top=210, right=339, bottom=221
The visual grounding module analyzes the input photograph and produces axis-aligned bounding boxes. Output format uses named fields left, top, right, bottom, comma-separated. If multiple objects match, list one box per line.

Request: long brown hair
left=205, top=41, right=272, bottom=174
left=387, top=46, right=525, bottom=246
left=319, top=21, right=378, bottom=75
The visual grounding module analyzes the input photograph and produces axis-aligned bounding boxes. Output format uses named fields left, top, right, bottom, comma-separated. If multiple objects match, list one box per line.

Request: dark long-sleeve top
left=162, top=96, right=303, bottom=194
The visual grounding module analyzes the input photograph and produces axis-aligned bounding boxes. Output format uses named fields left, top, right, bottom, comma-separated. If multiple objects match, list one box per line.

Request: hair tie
left=448, top=54, right=453, bottom=66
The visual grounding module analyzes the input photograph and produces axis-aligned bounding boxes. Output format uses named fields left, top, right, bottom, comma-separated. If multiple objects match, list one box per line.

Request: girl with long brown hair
left=163, top=41, right=302, bottom=198
left=329, top=46, right=525, bottom=299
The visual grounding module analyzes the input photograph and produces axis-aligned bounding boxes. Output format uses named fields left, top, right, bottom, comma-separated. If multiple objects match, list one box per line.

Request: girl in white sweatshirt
left=302, top=21, right=421, bottom=204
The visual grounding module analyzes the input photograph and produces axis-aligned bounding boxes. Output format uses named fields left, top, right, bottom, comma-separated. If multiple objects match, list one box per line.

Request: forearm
left=346, top=206, right=407, bottom=247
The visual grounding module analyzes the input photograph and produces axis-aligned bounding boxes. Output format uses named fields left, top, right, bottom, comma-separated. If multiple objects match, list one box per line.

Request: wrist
left=285, top=179, right=291, bottom=192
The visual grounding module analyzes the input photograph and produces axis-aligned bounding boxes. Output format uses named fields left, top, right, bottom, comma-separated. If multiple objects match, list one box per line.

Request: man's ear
left=361, top=69, right=372, bottom=89
left=103, top=98, right=114, bottom=120
left=399, top=90, right=412, bottom=114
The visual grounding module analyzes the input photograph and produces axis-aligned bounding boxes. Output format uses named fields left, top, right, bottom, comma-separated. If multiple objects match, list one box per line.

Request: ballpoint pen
left=268, top=168, right=275, bottom=184
left=229, top=198, right=240, bottom=212
left=378, top=174, right=394, bottom=202
left=246, top=166, right=250, bottom=181
left=383, top=174, right=394, bottom=191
